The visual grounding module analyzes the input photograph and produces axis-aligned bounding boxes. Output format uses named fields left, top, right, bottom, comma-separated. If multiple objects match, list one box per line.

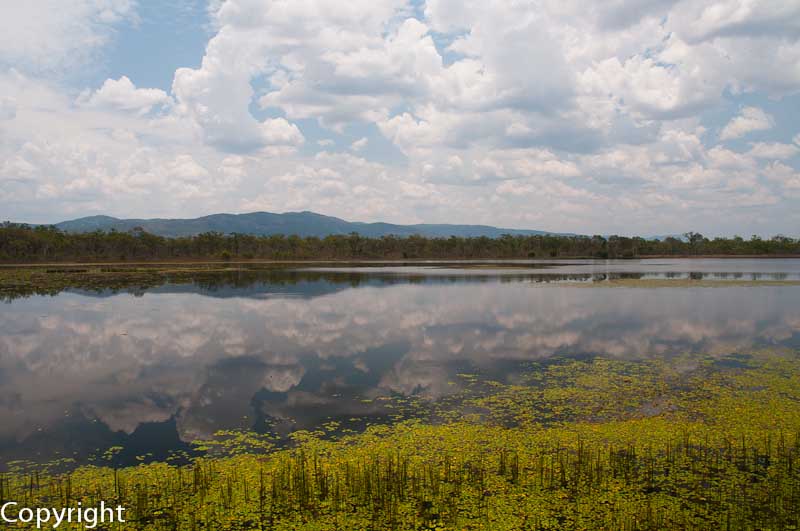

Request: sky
left=0, top=0, right=799, bottom=236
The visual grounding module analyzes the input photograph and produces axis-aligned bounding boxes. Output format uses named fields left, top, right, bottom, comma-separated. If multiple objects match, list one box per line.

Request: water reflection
left=4, top=261, right=800, bottom=304
left=1, top=261, right=800, bottom=466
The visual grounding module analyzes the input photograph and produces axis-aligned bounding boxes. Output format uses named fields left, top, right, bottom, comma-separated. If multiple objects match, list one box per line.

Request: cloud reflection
left=1, top=279, right=799, bottom=463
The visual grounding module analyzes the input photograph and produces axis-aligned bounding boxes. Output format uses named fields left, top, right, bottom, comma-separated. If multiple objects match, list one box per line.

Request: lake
left=2, top=258, right=800, bottom=468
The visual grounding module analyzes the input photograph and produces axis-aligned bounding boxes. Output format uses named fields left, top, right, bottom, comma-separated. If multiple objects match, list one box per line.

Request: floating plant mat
left=546, top=278, right=800, bottom=288
left=3, top=349, right=799, bottom=530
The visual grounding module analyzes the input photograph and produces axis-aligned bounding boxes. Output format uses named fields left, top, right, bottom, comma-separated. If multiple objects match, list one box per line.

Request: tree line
left=1, top=223, right=799, bottom=262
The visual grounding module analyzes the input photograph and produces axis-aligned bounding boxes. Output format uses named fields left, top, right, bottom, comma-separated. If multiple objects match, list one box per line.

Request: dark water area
left=1, top=258, right=800, bottom=468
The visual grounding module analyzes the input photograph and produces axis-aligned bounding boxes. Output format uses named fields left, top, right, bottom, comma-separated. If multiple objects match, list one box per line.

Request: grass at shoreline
left=3, top=254, right=800, bottom=267
left=548, top=278, right=800, bottom=288
left=0, top=265, right=246, bottom=300
left=3, top=352, right=799, bottom=530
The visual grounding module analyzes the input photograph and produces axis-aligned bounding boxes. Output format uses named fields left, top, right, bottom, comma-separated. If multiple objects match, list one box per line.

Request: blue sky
left=101, top=1, right=210, bottom=90
left=1, top=0, right=799, bottom=236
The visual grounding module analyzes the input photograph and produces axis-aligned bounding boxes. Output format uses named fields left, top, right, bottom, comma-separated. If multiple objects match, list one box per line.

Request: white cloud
left=720, top=107, right=774, bottom=140
left=172, top=63, right=305, bottom=152
left=168, top=155, right=209, bottom=182
left=79, top=76, right=172, bottom=114
left=0, top=0, right=137, bottom=71
left=763, top=161, right=800, bottom=190
left=155, top=0, right=800, bottom=165
left=260, top=118, right=305, bottom=146
left=1, top=0, right=800, bottom=235
left=667, top=0, right=800, bottom=43
left=747, top=142, right=799, bottom=160
left=216, top=155, right=246, bottom=187
left=350, top=137, right=368, bottom=151
left=0, top=97, right=16, bottom=120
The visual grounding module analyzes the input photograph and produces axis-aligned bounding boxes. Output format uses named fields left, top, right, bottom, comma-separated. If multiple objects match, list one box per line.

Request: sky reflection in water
left=1, top=259, right=800, bottom=466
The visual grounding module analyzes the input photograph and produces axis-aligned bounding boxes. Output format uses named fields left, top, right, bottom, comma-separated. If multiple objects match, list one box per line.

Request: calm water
left=2, top=259, right=800, bottom=467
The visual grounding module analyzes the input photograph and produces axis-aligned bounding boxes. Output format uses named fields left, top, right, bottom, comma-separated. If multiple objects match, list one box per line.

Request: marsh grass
left=3, top=352, right=800, bottom=530
left=3, top=265, right=798, bottom=302
left=0, top=265, right=255, bottom=300
left=552, top=278, right=800, bottom=288
left=3, top=426, right=799, bottom=530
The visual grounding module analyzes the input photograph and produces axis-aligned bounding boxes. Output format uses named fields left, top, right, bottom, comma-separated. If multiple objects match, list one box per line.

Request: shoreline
left=2, top=254, right=800, bottom=268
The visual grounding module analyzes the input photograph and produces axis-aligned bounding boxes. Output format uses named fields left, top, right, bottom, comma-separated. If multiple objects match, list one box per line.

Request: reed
left=3, top=350, right=799, bottom=530
left=2, top=424, right=799, bottom=530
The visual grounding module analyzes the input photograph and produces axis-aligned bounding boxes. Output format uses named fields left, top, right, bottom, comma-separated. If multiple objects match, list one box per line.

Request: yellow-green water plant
left=2, top=350, right=800, bottom=530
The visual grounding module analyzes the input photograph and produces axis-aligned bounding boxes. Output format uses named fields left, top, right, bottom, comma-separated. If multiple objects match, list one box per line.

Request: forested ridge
left=1, top=223, right=799, bottom=262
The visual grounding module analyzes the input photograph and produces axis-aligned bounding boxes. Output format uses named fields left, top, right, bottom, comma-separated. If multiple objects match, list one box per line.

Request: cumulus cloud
left=1, top=0, right=800, bottom=235
left=172, top=65, right=305, bottom=152
left=667, top=0, right=800, bottom=42
left=747, top=142, right=799, bottom=160
left=763, top=161, right=800, bottom=190
left=720, top=107, right=774, bottom=140
left=79, top=76, right=172, bottom=114
left=168, top=155, right=210, bottom=182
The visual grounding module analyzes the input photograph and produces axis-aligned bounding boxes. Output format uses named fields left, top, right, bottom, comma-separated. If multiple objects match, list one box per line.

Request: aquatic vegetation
left=2, top=351, right=799, bottom=530
left=3, top=264, right=797, bottom=302
left=552, top=278, right=800, bottom=288
left=0, top=264, right=251, bottom=301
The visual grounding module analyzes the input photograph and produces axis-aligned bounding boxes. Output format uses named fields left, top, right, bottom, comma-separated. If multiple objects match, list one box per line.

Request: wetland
left=1, top=258, right=800, bottom=529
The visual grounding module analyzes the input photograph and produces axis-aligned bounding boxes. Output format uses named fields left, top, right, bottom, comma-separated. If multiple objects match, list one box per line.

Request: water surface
left=1, top=259, right=799, bottom=466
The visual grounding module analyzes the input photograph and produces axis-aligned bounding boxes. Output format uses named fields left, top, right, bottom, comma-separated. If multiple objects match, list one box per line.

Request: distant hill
left=51, top=211, right=569, bottom=238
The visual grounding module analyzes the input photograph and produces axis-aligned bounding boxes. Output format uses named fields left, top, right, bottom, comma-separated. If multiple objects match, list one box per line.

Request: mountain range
left=50, top=211, right=567, bottom=238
